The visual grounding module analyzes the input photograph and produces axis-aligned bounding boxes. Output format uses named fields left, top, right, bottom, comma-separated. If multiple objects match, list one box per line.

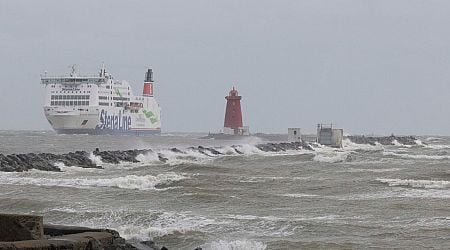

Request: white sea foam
left=205, top=240, right=267, bottom=250
left=383, top=151, right=450, bottom=160
left=342, top=167, right=403, bottom=173
left=53, top=162, right=73, bottom=171
left=341, top=188, right=450, bottom=200
left=135, top=152, right=160, bottom=163
left=217, top=146, right=240, bottom=155
left=221, top=214, right=285, bottom=222
left=46, top=206, right=81, bottom=214
left=134, top=148, right=215, bottom=166
left=376, top=178, right=450, bottom=189
left=238, top=176, right=307, bottom=183
left=52, top=208, right=220, bottom=241
left=281, top=193, right=319, bottom=198
left=0, top=173, right=187, bottom=190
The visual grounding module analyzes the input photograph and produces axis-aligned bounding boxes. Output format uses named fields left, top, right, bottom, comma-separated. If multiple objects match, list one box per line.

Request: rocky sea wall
left=346, top=135, right=418, bottom=145
left=0, top=141, right=311, bottom=172
left=0, top=137, right=419, bottom=172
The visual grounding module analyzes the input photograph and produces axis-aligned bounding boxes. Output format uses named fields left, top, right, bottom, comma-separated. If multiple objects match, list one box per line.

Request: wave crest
left=383, top=151, right=450, bottom=160
left=0, top=173, right=186, bottom=190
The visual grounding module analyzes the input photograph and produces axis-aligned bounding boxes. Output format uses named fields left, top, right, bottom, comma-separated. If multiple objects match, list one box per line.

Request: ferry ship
left=41, top=65, right=161, bottom=135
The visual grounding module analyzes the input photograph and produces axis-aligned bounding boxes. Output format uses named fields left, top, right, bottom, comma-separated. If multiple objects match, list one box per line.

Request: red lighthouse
left=223, top=87, right=249, bottom=135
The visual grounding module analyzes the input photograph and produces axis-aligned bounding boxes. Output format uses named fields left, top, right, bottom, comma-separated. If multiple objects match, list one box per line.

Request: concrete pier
left=0, top=214, right=137, bottom=250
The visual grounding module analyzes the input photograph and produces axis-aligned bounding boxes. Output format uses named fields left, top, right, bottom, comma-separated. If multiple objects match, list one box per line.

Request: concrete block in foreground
left=0, top=214, right=44, bottom=241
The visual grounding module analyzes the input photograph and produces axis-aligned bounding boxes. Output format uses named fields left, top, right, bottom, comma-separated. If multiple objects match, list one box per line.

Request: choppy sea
left=0, top=131, right=449, bottom=249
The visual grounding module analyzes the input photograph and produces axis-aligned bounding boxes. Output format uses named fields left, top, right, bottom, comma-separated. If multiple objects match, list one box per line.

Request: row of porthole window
left=51, top=95, right=90, bottom=100
left=51, top=101, right=90, bottom=106
left=51, top=91, right=91, bottom=94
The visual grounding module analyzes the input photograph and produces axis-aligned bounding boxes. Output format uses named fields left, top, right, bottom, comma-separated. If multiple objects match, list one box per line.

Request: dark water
left=0, top=131, right=449, bottom=249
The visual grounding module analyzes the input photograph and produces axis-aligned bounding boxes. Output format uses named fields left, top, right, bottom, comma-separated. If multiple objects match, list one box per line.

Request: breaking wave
left=342, top=139, right=384, bottom=151
left=391, top=140, right=412, bottom=148
left=115, top=211, right=217, bottom=240
left=45, top=208, right=219, bottom=241
left=313, top=151, right=350, bottom=163
left=0, top=173, right=187, bottom=190
left=376, top=178, right=450, bottom=189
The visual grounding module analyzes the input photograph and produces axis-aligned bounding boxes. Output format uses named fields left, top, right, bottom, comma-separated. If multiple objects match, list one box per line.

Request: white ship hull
left=44, top=106, right=161, bottom=135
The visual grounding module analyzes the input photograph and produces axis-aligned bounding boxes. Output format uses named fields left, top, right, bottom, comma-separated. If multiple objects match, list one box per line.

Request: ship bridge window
left=113, top=97, right=130, bottom=101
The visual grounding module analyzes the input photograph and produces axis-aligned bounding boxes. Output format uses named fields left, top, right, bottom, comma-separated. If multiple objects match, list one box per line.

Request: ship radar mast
left=69, top=65, right=78, bottom=77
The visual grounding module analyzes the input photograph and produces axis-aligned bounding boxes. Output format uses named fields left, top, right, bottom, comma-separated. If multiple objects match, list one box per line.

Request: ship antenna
left=100, top=62, right=106, bottom=77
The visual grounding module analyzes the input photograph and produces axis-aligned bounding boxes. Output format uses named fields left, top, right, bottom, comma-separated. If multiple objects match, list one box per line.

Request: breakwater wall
left=346, top=135, right=418, bottom=145
left=0, top=136, right=421, bottom=172
left=0, top=141, right=312, bottom=172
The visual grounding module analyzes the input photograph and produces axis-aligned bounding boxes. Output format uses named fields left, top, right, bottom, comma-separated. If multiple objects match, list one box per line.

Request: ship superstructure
left=41, top=65, right=161, bottom=135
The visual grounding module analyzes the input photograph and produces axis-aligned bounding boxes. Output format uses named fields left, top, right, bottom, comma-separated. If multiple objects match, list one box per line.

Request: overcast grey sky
left=1, top=0, right=450, bottom=134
